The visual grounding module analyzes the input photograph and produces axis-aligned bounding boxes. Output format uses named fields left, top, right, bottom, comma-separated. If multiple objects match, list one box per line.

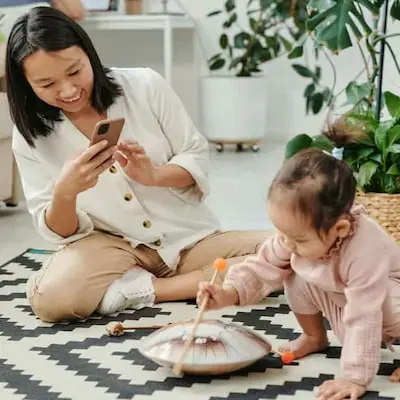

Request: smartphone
left=89, top=117, right=125, bottom=148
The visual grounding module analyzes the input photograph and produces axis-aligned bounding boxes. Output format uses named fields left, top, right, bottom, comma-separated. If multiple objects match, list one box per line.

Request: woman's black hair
left=6, top=6, right=122, bottom=147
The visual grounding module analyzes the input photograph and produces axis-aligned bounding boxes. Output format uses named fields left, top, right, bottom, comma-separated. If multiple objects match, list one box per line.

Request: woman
left=7, top=7, right=269, bottom=323
left=0, top=0, right=85, bottom=75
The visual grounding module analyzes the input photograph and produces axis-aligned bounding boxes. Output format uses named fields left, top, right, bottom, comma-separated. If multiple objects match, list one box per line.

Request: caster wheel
left=251, top=145, right=260, bottom=152
left=5, top=202, right=18, bottom=207
left=216, top=143, right=224, bottom=152
left=236, top=143, right=244, bottom=152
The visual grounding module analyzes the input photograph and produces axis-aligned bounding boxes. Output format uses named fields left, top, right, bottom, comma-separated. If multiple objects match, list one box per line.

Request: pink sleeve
left=340, top=249, right=392, bottom=386
left=222, top=234, right=293, bottom=305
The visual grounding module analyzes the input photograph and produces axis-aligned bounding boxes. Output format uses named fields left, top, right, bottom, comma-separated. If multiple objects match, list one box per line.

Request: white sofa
left=0, top=91, right=20, bottom=206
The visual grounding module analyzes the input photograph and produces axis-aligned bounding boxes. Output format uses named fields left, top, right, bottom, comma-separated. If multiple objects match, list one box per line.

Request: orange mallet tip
left=281, top=351, right=295, bottom=364
left=213, top=258, right=227, bottom=271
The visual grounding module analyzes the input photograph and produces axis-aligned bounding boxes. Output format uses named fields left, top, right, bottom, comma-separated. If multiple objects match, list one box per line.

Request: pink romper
left=223, top=207, right=400, bottom=386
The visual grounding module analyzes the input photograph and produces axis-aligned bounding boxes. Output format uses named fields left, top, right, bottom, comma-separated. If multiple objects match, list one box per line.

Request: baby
left=197, top=147, right=400, bottom=400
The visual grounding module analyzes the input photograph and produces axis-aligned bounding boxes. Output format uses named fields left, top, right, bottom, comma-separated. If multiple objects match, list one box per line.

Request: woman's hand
left=196, top=282, right=239, bottom=310
left=316, top=378, right=366, bottom=400
left=55, top=140, right=117, bottom=198
left=114, top=141, right=158, bottom=186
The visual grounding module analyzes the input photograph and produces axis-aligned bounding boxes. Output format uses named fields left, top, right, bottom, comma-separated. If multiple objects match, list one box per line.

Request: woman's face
left=23, top=46, right=94, bottom=115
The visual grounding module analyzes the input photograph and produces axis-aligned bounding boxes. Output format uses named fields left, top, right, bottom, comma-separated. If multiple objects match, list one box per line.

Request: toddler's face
left=267, top=200, right=341, bottom=260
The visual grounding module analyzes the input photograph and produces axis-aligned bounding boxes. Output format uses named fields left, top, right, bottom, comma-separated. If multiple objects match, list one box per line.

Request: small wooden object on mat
left=106, top=321, right=166, bottom=336
left=355, top=191, right=400, bottom=242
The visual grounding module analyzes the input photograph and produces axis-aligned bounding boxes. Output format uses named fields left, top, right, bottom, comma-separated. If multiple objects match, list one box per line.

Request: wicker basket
left=355, top=191, right=400, bottom=242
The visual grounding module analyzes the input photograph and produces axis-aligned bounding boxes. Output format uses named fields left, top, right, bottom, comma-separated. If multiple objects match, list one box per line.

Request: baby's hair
left=268, top=148, right=356, bottom=233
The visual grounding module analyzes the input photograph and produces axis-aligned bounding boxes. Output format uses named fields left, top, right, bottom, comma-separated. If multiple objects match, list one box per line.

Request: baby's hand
left=196, top=282, right=239, bottom=310
left=316, top=378, right=366, bottom=400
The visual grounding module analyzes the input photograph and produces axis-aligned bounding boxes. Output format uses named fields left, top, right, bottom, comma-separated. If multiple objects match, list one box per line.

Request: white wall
left=85, top=0, right=400, bottom=142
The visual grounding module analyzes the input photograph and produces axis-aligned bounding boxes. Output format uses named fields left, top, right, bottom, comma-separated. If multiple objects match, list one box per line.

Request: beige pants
left=27, top=230, right=270, bottom=322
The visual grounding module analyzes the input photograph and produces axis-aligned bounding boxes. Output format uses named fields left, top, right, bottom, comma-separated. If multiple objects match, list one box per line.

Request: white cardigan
left=12, top=68, right=221, bottom=268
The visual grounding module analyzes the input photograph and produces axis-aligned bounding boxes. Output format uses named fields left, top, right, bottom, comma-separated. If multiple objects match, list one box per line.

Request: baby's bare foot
left=278, top=333, right=328, bottom=359
left=390, top=367, right=400, bottom=382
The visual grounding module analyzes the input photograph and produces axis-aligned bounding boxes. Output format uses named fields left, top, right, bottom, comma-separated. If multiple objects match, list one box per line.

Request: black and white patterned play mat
left=1, top=249, right=399, bottom=400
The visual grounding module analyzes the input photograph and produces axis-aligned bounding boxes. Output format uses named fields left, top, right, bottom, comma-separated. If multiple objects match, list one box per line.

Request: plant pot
left=125, top=0, right=142, bottom=14
left=200, top=76, right=267, bottom=152
left=355, top=191, right=400, bottom=242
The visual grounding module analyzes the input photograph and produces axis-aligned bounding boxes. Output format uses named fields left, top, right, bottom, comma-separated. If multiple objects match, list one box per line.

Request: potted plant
left=283, top=0, right=400, bottom=240
left=201, top=0, right=307, bottom=152
left=286, top=91, right=400, bottom=240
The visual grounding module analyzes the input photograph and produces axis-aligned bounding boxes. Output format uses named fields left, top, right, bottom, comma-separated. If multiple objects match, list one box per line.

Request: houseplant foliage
left=206, top=0, right=308, bottom=77
left=285, top=0, right=400, bottom=195
left=285, top=90, right=400, bottom=193
left=288, top=0, right=400, bottom=115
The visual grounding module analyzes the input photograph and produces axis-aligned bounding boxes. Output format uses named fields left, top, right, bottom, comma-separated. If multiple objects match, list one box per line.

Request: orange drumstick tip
left=213, top=258, right=227, bottom=271
left=281, top=351, right=295, bottom=364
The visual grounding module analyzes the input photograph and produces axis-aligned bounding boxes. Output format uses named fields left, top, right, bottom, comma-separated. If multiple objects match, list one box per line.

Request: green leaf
left=278, top=35, right=293, bottom=52
left=387, top=144, right=400, bottom=154
left=208, top=53, right=222, bottom=63
left=306, top=0, right=376, bottom=52
left=358, top=161, right=378, bottom=188
left=381, top=175, right=398, bottom=194
left=249, top=17, right=258, bottom=32
left=315, top=66, right=321, bottom=80
left=225, top=0, right=236, bottom=12
left=304, top=83, right=316, bottom=97
left=219, top=34, right=229, bottom=49
left=387, top=125, right=400, bottom=147
left=265, top=35, right=280, bottom=55
left=223, top=12, right=237, bottom=28
left=387, top=164, right=400, bottom=175
left=288, top=45, right=304, bottom=59
left=285, top=134, right=313, bottom=159
left=357, top=147, right=375, bottom=160
left=292, top=64, right=315, bottom=78
left=312, top=134, right=334, bottom=152
left=311, top=92, right=324, bottom=114
left=207, top=10, right=222, bottom=17
left=345, top=81, right=371, bottom=105
left=288, top=34, right=307, bottom=59
left=384, top=91, right=400, bottom=119
left=369, top=152, right=382, bottom=164
left=209, top=58, right=225, bottom=70
left=234, top=32, right=251, bottom=49
left=228, top=57, right=243, bottom=70
left=374, top=120, right=393, bottom=151
left=390, top=0, right=400, bottom=20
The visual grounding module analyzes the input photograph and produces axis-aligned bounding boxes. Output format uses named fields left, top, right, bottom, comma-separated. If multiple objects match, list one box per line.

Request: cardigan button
left=153, top=239, right=162, bottom=247
left=124, top=193, right=133, bottom=201
left=143, top=220, right=152, bottom=229
left=109, top=165, right=117, bottom=173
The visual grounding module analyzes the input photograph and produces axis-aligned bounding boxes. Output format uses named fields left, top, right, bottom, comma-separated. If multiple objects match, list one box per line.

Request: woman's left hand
left=114, top=141, right=158, bottom=186
left=316, top=378, right=366, bottom=400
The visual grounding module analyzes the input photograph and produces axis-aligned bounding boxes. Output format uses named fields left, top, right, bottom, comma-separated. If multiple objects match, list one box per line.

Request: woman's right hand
left=196, top=282, right=239, bottom=310
left=55, top=140, right=117, bottom=198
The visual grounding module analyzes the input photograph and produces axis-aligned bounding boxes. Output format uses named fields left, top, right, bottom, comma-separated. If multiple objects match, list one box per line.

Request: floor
left=1, top=143, right=399, bottom=400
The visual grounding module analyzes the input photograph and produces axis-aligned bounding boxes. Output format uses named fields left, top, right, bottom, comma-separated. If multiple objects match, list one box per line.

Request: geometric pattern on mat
left=0, top=249, right=399, bottom=400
